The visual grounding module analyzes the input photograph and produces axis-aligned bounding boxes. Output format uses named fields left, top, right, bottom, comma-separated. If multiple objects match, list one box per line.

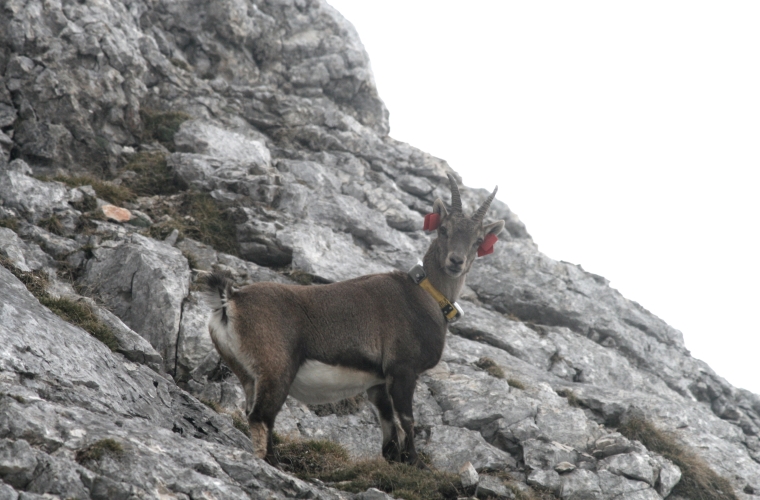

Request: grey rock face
left=0, top=266, right=349, bottom=500
left=1, top=0, right=760, bottom=498
left=476, top=475, right=512, bottom=498
left=0, top=160, right=70, bottom=223
left=459, top=461, right=479, bottom=488
left=80, top=234, right=191, bottom=369
left=0, top=227, right=54, bottom=273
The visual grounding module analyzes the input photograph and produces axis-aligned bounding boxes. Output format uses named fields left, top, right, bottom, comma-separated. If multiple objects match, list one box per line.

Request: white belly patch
left=289, top=360, right=384, bottom=405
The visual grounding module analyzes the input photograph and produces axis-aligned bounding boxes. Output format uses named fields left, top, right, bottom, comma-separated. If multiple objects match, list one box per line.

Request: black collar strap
left=408, top=262, right=463, bottom=322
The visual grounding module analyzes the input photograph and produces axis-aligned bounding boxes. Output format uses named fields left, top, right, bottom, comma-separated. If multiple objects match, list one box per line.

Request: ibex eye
left=439, top=226, right=447, bottom=236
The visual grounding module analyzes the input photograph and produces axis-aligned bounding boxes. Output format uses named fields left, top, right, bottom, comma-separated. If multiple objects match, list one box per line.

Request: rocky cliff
left=1, top=1, right=759, bottom=499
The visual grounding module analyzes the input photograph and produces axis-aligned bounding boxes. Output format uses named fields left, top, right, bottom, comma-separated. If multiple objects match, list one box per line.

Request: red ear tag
left=477, top=234, right=498, bottom=257
left=423, top=213, right=440, bottom=231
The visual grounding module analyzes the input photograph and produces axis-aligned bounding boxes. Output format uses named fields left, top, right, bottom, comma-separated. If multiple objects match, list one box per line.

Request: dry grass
left=507, top=378, right=526, bottom=390
left=0, top=217, right=19, bottom=231
left=200, top=399, right=251, bottom=438
left=0, top=257, right=119, bottom=351
left=38, top=215, right=65, bottom=236
left=48, top=174, right=135, bottom=206
left=618, top=417, right=737, bottom=500
left=144, top=192, right=238, bottom=256
left=121, top=152, right=183, bottom=198
left=75, top=439, right=124, bottom=464
left=231, top=411, right=251, bottom=437
left=276, top=438, right=464, bottom=500
left=555, top=388, right=582, bottom=408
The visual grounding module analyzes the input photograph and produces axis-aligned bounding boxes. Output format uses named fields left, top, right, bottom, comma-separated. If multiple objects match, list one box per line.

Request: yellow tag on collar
left=418, top=278, right=461, bottom=322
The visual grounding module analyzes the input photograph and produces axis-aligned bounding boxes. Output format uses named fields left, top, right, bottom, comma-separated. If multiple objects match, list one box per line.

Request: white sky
left=327, top=1, right=760, bottom=394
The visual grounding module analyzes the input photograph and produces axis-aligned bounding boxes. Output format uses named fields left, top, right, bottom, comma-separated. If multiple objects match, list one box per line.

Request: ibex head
left=427, top=173, right=505, bottom=278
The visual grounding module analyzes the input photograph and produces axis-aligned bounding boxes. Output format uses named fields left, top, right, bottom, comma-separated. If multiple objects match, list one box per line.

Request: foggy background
left=327, top=0, right=760, bottom=393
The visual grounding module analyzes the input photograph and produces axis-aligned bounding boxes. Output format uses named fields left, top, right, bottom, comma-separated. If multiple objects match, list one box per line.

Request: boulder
left=80, top=234, right=190, bottom=369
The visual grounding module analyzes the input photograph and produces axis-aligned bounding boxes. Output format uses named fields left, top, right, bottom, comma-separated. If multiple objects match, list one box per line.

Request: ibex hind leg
left=246, top=376, right=291, bottom=466
left=368, top=384, right=402, bottom=462
left=239, top=378, right=267, bottom=460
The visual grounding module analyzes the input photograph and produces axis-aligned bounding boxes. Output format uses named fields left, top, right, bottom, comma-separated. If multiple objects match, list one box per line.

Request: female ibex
left=205, top=174, right=505, bottom=467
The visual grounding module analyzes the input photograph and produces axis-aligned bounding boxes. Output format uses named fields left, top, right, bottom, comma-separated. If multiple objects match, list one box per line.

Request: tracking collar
left=408, top=261, right=463, bottom=323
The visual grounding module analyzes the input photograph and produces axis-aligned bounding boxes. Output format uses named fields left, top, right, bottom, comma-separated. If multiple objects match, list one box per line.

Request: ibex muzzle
left=204, top=173, right=505, bottom=467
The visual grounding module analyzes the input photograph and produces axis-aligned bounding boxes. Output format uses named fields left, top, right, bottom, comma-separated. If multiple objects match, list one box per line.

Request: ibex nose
left=448, top=255, right=464, bottom=266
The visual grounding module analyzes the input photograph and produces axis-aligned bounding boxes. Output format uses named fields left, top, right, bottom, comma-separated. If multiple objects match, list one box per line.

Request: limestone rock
left=0, top=160, right=69, bottom=223
left=527, top=469, right=561, bottom=495
left=476, top=476, right=512, bottom=499
left=653, top=455, right=682, bottom=497
left=1, top=0, right=759, bottom=497
left=80, top=234, right=191, bottom=368
left=0, top=227, right=54, bottom=273
left=0, top=265, right=345, bottom=499
left=459, top=461, right=480, bottom=488
left=357, top=488, right=395, bottom=500
left=417, top=425, right=516, bottom=472
left=16, top=223, right=82, bottom=264
left=559, top=469, right=602, bottom=499
left=598, top=452, right=658, bottom=486
left=555, top=461, right=576, bottom=473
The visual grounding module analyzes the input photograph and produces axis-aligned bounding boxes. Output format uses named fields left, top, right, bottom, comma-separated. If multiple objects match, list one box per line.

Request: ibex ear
left=484, top=220, right=505, bottom=236
left=424, top=199, right=448, bottom=231
left=432, top=198, right=448, bottom=218
left=478, top=220, right=506, bottom=257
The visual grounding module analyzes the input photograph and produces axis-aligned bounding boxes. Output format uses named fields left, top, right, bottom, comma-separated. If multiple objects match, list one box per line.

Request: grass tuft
left=122, top=152, right=183, bottom=198
left=38, top=215, right=65, bottom=236
left=41, top=295, right=119, bottom=351
left=144, top=192, right=238, bottom=256
left=50, top=174, right=135, bottom=206
left=0, top=257, right=119, bottom=351
left=475, top=357, right=506, bottom=379
left=200, top=400, right=251, bottom=438
left=140, top=108, right=190, bottom=150
left=507, top=378, right=526, bottom=390
left=232, top=411, right=251, bottom=437
left=201, top=399, right=223, bottom=413
left=618, top=417, right=738, bottom=500
left=75, top=439, right=124, bottom=464
left=0, top=217, right=19, bottom=231
left=277, top=437, right=462, bottom=500
left=556, top=389, right=582, bottom=408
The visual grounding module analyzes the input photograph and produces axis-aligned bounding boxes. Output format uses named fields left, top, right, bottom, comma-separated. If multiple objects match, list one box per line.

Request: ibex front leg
left=387, top=370, right=426, bottom=468
left=368, top=384, right=402, bottom=462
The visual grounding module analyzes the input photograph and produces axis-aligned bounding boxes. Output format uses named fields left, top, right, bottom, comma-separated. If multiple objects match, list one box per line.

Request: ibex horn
left=447, top=173, right=462, bottom=213
left=472, top=186, right=498, bottom=221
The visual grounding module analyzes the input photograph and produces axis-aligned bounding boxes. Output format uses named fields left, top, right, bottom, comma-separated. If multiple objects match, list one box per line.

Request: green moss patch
left=0, top=257, right=119, bottom=351
left=75, top=439, right=124, bottom=464
left=475, top=357, right=506, bottom=379
left=618, top=417, right=737, bottom=500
